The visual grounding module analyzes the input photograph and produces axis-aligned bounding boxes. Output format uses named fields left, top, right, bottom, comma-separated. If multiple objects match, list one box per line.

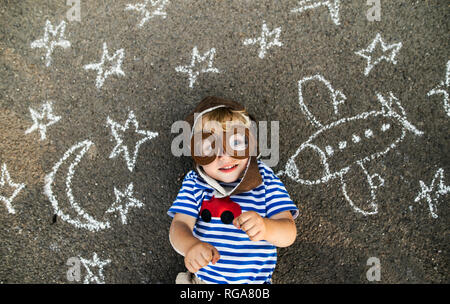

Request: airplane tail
left=376, top=92, right=424, bottom=136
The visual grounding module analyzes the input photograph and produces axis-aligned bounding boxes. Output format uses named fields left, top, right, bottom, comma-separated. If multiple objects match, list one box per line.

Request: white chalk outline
left=291, top=0, right=341, bottom=26
left=427, top=60, right=450, bottom=117
left=24, top=100, right=61, bottom=141
left=107, top=110, right=159, bottom=172
left=84, top=42, right=125, bottom=89
left=278, top=75, right=423, bottom=215
left=340, top=160, right=384, bottom=216
left=355, top=33, right=403, bottom=77
left=44, top=140, right=111, bottom=232
left=125, top=0, right=169, bottom=27
left=30, top=19, right=71, bottom=67
left=79, top=252, right=111, bottom=284
left=243, top=21, right=283, bottom=59
left=175, top=46, right=220, bottom=88
left=414, top=168, right=449, bottom=219
left=0, top=163, right=26, bottom=214
left=298, top=74, right=346, bottom=128
left=106, top=183, right=144, bottom=224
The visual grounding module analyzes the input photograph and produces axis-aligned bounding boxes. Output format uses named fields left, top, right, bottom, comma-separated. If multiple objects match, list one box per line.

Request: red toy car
left=199, top=195, right=242, bottom=224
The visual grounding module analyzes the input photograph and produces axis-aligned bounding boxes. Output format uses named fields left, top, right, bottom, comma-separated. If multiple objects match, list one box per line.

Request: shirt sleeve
left=263, top=165, right=299, bottom=219
left=167, top=171, right=200, bottom=219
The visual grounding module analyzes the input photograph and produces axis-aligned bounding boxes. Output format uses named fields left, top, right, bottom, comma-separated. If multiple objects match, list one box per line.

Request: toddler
left=168, top=96, right=298, bottom=284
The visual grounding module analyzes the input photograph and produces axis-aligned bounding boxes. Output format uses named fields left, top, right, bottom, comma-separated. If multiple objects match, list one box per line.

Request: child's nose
left=216, top=148, right=231, bottom=159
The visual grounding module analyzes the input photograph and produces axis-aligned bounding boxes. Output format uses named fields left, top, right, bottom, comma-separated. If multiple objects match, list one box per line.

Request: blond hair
left=195, top=107, right=251, bottom=133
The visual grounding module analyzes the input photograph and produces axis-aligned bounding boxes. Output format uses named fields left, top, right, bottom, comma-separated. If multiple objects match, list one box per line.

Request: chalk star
left=0, top=163, right=26, bottom=214
left=414, top=168, right=449, bottom=219
left=175, top=46, right=220, bottom=88
left=79, top=253, right=111, bottom=284
left=24, top=100, right=61, bottom=141
left=84, top=42, right=125, bottom=89
left=30, top=19, right=71, bottom=67
left=427, top=60, right=450, bottom=117
left=125, top=0, right=169, bottom=27
left=243, top=21, right=283, bottom=59
left=106, top=183, right=143, bottom=224
left=107, top=110, right=159, bottom=172
left=291, top=0, right=341, bottom=26
left=355, top=33, right=402, bottom=76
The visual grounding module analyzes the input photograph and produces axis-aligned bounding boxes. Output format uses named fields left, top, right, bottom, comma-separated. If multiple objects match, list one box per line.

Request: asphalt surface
left=0, top=0, right=448, bottom=283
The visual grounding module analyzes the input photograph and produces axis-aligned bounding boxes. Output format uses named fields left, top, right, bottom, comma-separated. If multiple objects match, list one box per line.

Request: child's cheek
left=200, top=162, right=219, bottom=177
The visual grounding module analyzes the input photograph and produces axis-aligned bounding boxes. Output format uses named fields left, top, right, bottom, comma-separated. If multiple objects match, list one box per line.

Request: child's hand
left=233, top=211, right=267, bottom=242
left=184, top=241, right=220, bottom=273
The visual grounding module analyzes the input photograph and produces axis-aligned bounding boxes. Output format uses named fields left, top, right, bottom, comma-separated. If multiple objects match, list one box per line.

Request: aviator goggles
left=190, top=125, right=257, bottom=165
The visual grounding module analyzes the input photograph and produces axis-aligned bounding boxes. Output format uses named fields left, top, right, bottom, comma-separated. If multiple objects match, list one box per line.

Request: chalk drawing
left=414, top=168, right=449, bottom=219
left=175, top=46, right=220, bottom=88
left=355, top=33, right=403, bottom=77
left=44, top=140, right=112, bottom=232
left=125, top=0, right=169, bottom=27
left=427, top=60, right=450, bottom=117
left=278, top=75, right=423, bottom=215
left=298, top=74, right=346, bottom=128
left=0, top=163, right=26, bottom=214
left=291, top=0, right=341, bottom=26
left=79, top=253, right=111, bottom=284
left=84, top=42, right=125, bottom=89
left=30, top=19, right=71, bottom=67
left=106, top=183, right=143, bottom=224
left=338, top=141, right=347, bottom=150
left=24, top=100, right=61, bottom=141
left=243, top=21, right=283, bottom=59
left=107, top=110, right=159, bottom=172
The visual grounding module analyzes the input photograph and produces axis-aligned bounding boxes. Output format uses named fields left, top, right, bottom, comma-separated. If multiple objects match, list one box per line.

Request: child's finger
left=249, top=230, right=264, bottom=242
left=234, top=212, right=253, bottom=229
left=233, top=217, right=240, bottom=228
left=238, top=211, right=252, bottom=223
left=200, top=249, right=212, bottom=263
left=186, top=261, right=196, bottom=273
left=233, top=214, right=247, bottom=228
left=245, top=225, right=260, bottom=238
left=192, top=259, right=203, bottom=271
left=211, top=246, right=220, bottom=264
left=241, top=220, right=256, bottom=233
left=199, top=253, right=210, bottom=266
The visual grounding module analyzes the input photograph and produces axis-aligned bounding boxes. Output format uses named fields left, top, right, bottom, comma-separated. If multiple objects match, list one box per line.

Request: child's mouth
left=218, top=164, right=238, bottom=173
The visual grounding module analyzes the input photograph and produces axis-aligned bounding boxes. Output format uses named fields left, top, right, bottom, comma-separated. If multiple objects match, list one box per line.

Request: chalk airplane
left=278, top=75, right=423, bottom=215
left=291, top=0, right=341, bottom=25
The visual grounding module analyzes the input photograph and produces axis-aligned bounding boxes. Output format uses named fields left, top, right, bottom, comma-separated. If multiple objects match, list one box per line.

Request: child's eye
left=229, top=134, right=247, bottom=150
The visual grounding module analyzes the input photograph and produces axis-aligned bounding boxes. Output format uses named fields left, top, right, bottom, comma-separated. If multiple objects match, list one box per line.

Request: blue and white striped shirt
left=168, top=159, right=299, bottom=284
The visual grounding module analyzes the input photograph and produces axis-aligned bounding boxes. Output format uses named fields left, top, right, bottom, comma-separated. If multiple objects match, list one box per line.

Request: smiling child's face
left=194, top=108, right=252, bottom=183
left=197, top=117, right=249, bottom=183
left=201, top=154, right=249, bottom=183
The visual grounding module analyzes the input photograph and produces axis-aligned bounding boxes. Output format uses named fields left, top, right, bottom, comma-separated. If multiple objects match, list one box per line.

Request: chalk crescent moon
left=44, top=140, right=111, bottom=232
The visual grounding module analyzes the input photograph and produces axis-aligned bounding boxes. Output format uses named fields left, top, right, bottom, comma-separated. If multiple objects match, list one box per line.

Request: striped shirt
left=168, top=159, right=299, bottom=284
